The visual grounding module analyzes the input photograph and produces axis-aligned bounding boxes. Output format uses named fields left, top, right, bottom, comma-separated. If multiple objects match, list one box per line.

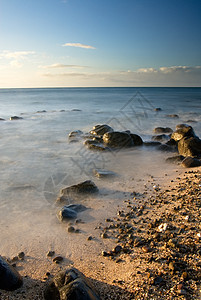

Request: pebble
left=53, top=256, right=63, bottom=263
left=18, top=252, right=25, bottom=260
left=47, top=251, right=55, bottom=257
left=68, top=226, right=75, bottom=233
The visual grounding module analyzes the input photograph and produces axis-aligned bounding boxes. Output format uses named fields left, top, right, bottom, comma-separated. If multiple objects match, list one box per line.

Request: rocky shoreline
left=0, top=168, right=201, bottom=299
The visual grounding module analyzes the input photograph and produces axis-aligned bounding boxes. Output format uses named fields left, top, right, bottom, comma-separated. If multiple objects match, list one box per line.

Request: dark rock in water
left=178, top=136, right=201, bottom=157
left=71, top=109, right=82, bottom=111
left=152, top=134, right=170, bottom=142
left=85, top=142, right=109, bottom=151
left=0, top=256, right=23, bottom=291
left=61, top=180, right=98, bottom=196
left=69, top=130, right=83, bottom=138
left=130, top=133, right=143, bottom=146
left=0, top=118, right=5, bottom=121
left=103, top=131, right=133, bottom=148
left=166, top=114, right=179, bottom=118
left=143, top=141, right=161, bottom=147
left=154, top=108, right=162, bottom=111
left=157, top=144, right=177, bottom=152
left=10, top=116, right=23, bottom=120
left=181, top=157, right=201, bottom=168
left=186, top=119, right=197, bottom=123
left=44, top=267, right=100, bottom=300
left=171, top=124, right=196, bottom=142
left=36, top=110, right=47, bottom=113
left=165, top=139, right=177, bottom=147
left=166, top=155, right=184, bottom=163
left=154, top=127, right=173, bottom=134
left=90, top=124, right=113, bottom=136
left=58, top=206, right=78, bottom=221
left=93, top=169, right=116, bottom=178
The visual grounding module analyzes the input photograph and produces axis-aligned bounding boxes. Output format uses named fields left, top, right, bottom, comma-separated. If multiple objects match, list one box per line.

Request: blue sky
left=0, top=0, right=201, bottom=87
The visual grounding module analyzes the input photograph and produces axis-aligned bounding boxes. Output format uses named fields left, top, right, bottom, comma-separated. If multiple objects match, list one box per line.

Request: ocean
left=0, top=87, right=201, bottom=255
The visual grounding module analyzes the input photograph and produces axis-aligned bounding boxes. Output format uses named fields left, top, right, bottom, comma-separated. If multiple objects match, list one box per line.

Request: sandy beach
left=1, top=164, right=201, bottom=300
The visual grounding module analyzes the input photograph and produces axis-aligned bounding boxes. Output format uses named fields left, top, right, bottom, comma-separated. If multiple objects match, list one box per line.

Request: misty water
left=0, top=87, right=201, bottom=256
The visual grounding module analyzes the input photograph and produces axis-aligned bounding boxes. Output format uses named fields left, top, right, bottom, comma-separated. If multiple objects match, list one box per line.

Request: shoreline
left=1, top=166, right=201, bottom=299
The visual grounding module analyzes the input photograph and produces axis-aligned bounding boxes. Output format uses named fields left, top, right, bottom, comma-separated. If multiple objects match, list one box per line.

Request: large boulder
left=103, top=131, right=134, bottom=148
left=178, top=136, right=201, bottom=157
left=90, top=124, right=113, bottom=136
left=60, top=180, right=99, bottom=196
left=44, top=267, right=100, bottom=300
left=0, top=256, right=23, bottom=291
left=171, top=124, right=196, bottom=142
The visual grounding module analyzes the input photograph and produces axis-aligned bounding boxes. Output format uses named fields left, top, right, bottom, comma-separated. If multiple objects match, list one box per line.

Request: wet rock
left=58, top=206, right=78, bottom=221
left=129, top=133, right=143, bottom=146
left=18, top=252, right=25, bottom=260
left=0, top=256, right=23, bottom=291
left=157, top=144, right=177, bottom=152
left=154, top=127, right=173, bottom=134
left=53, top=256, right=63, bottom=263
left=171, top=125, right=196, bottom=142
left=90, top=124, right=113, bottom=136
left=69, top=130, right=83, bottom=138
left=85, top=142, right=109, bottom=151
left=93, top=169, right=116, bottom=178
left=71, top=109, right=82, bottom=111
left=178, top=136, right=201, bottom=157
left=181, top=157, right=201, bottom=168
left=10, top=116, right=23, bottom=120
left=66, top=204, right=87, bottom=213
left=60, top=180, right=98, bottom=196
left=152, top=134, right=170, bottom=142
left=103, top=131, right=134, bottom=148
left=44, top=267, right=100, bottom=300
left=36, top=110, right=47, bottom=113
left=0, top=118, right=5, bottom=121
left=154, top=108, right=162, bottom=111
left=166, top=155, right=184, bottom=163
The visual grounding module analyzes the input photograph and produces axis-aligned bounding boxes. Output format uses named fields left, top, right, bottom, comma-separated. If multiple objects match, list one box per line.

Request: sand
left=1, top=166, right=201, bottom=299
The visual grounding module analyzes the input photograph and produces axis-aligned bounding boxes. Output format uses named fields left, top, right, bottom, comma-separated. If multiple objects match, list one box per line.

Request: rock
left=36, top=110, right=46, bottom=113
left=44, top=267, right=100, bottom=300
left=178, top=136, right=201, bottom=157
left=181, top=157, right=201, bottom=168
left=0, top=118, right=5, bottom=121
left=47, top=251, right=55, bottom=257
left=90, top=124, right=113, bottom=136
left=68, top=226, right=75, bottom=233
left=93, top=169, right=116, bottom=178
left=69, top=130, right=83, bottom=138
left=153, top=127, right=173, bottom=134
left=10, top=116, right=23, bottom=120
left=157, top=144, right=177, bottom=152
left=60, top=180, right=98, bottom=196
left=103, top=131, right=133, bottom=148
left=18, top=252, right=25, bottom=260
left=0, top=256, right=23, bottom=291
left=171, top=125, right=196, bottom=142
left=152, top=134, right=170, bottom=142
left=129, top=133, right=143, bottom=146
left=58, top=206, right=78, bottom=221
left=71, top=109, right=82, bottom=111
left=166, top=114, right=179, bottom=118
left=53, top=256, right=63, bottom=263
left=154, top=108, right=162, bottom=111
left=85, top=142, right=109, bottom=151
left=166, top=155, right=184, bottom=163
left=112, top=245, right=122, bottom=254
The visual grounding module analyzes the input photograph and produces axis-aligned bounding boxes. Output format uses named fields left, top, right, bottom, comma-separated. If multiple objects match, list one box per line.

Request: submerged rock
left=103, top=131, right=134, bottom=148
left=153, top=127, right=173, bottom=134
left=69, top=130, right=83, bottom=138
left=130, top=133, right=143, bottom=146
left=166, top=155, right=184, bottom=163
left=44, top=267, right=100, bottom=300
left=0, top=256, right=23, bottom=291
left=0, top=118, right=5, bottom=121
left=166, top=114, right=179, bottom=118
left=90, top=124, right=113, bottom=136
left=60, top=180, right=99, bottom=196
left=152, top=134, right=170, bottom=142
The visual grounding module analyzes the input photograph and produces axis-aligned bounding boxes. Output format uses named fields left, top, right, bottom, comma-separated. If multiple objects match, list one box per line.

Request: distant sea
left=0, top=87, right=201, bottom=249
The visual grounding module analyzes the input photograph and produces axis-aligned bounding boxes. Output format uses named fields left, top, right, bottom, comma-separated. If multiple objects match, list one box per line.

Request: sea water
left=0, top=87, right=201, bottom=255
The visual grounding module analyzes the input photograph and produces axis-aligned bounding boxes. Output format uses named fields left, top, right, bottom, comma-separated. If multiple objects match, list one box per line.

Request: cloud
left=62, top=43, right=96, bottom=49
left=0, top=50, right=35, bottom=68
left=39, top=63, right=87, bottom=69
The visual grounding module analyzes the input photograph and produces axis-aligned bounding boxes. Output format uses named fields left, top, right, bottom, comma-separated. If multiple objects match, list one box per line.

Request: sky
left=0, top=0, right=201, bottom=88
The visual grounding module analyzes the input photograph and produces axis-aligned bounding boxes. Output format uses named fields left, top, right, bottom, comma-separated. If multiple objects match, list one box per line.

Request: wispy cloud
left=62, top=43, right=96, bottom=49
left=39, top=63, right=88, bottom=69
left=0, top=50, right=35, bottom=68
